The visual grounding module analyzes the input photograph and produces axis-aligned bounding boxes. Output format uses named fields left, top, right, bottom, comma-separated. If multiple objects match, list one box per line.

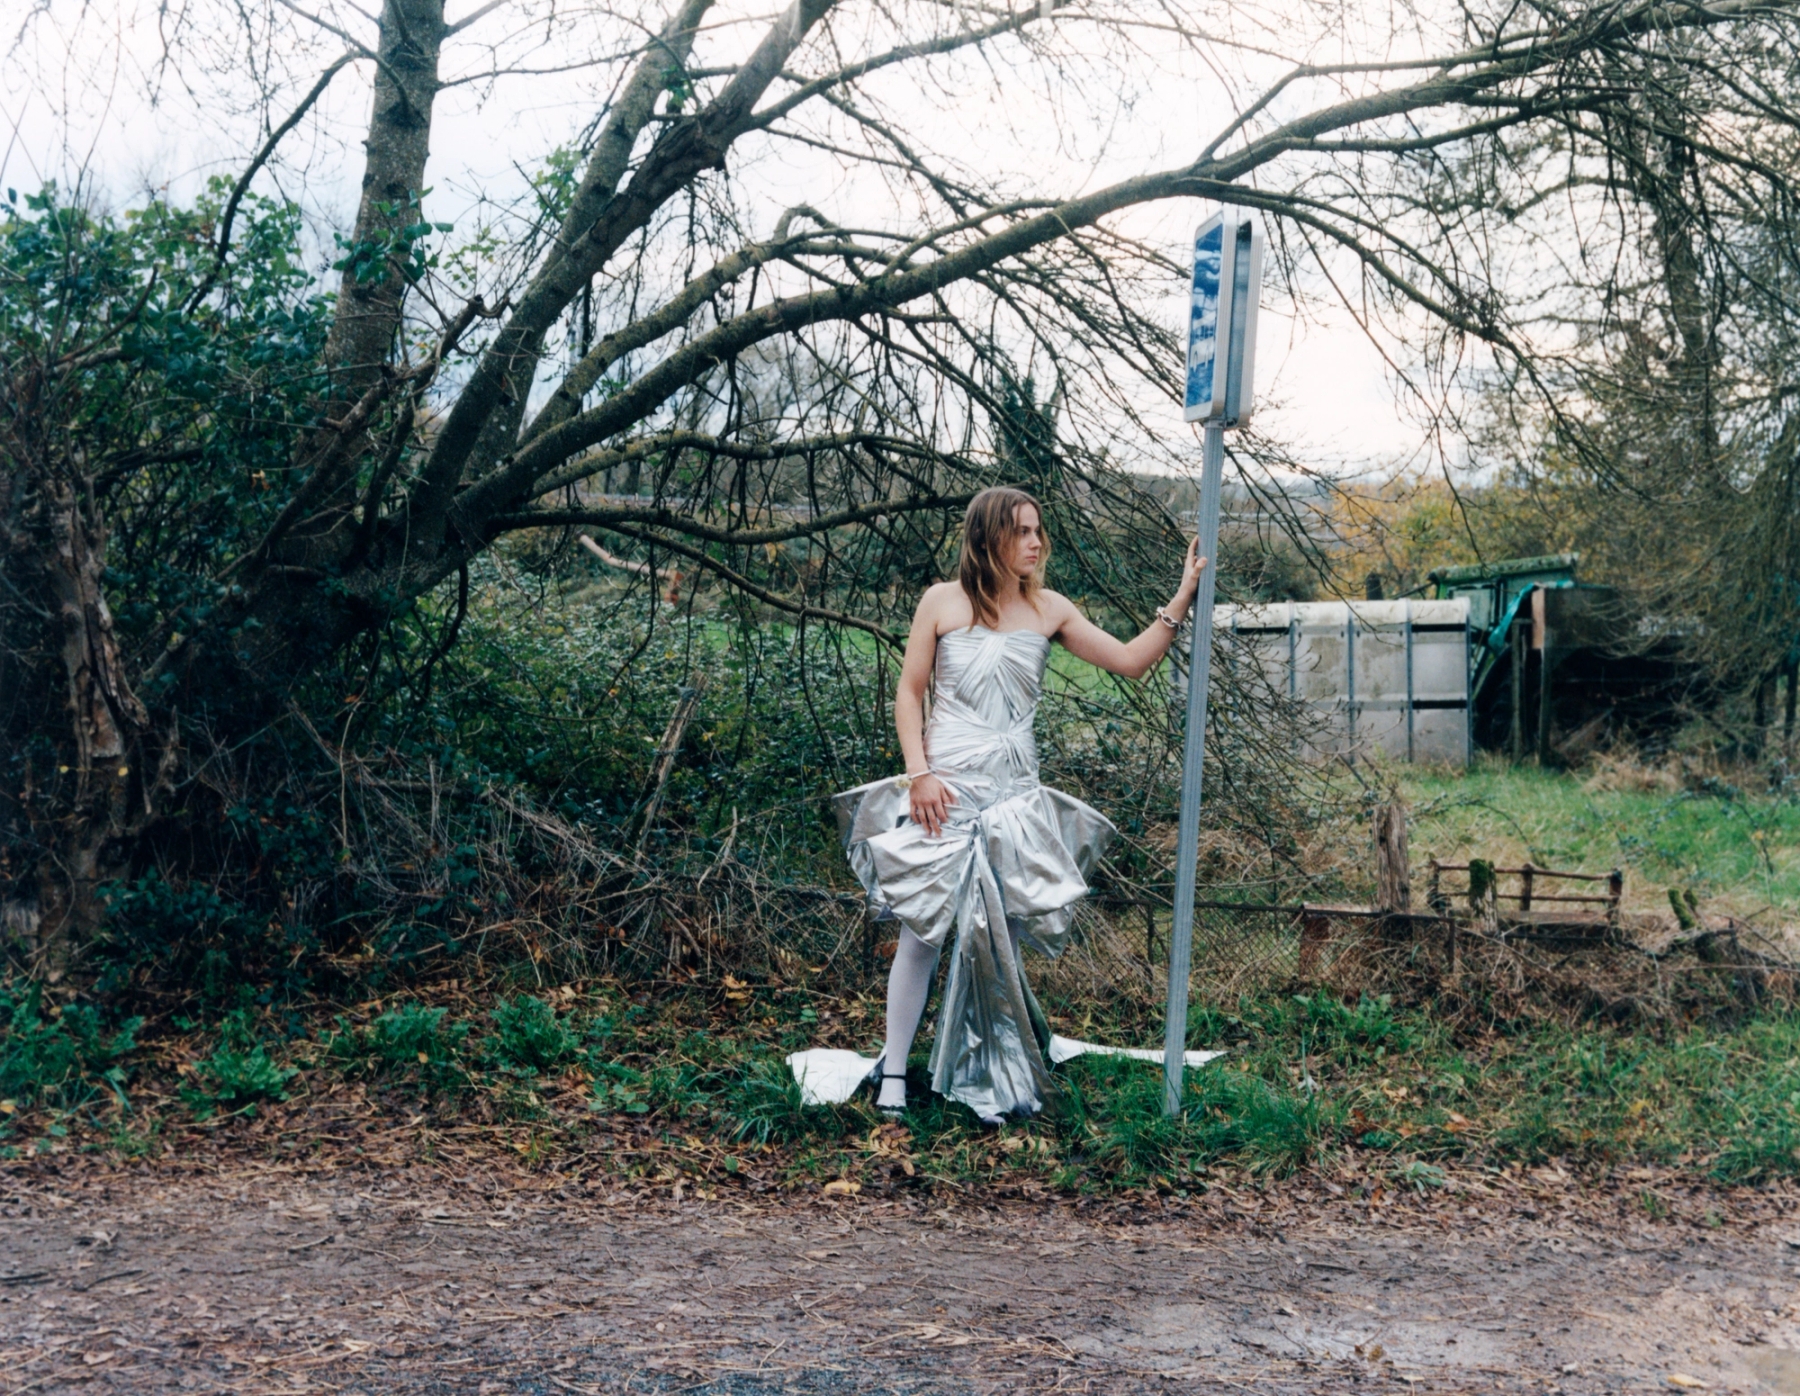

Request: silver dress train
left=832, top=626, right=1116, bottom=1119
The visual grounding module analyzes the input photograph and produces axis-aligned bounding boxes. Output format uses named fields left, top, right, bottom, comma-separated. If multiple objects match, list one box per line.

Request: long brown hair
left=958, top=487, right=1048, bottom=628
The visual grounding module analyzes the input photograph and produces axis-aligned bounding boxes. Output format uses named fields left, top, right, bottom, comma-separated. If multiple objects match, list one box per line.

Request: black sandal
left=877, top=1072, right=908, bottom=1120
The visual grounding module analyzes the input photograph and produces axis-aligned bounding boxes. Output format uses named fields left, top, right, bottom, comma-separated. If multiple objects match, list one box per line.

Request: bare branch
left=601, top=523, right=906, bottom=648
left=187, top=50, right=360, bottom=312
left=492, top=486, right=978, bottom=546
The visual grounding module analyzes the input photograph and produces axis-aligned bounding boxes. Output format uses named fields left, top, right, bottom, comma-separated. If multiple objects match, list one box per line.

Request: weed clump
left=0, top=982, right=141, bottom=1113
left=181, top=1009, right=296, bottom=1120
left=368, top=1002, right=468, bottom=1068
left=323, top=1001, right=471, bottom=1092
left=484, top=995, right=577, bottom=1075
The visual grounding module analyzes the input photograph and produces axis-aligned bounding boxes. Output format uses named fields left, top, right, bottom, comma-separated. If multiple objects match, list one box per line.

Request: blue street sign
left=1184, top=209, right=1264, bottom=426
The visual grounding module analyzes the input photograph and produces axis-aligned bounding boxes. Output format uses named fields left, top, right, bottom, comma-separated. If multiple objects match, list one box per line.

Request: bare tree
left=1452, top=71, right=1800, bottom=739
left=6, top=0, right=1800, bottom=964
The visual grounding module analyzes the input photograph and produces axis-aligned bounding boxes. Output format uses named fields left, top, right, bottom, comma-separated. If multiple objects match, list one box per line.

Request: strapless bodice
left=930, top=626, right=1049, bottom=723
left=925, top=626, right=1050, bottom=795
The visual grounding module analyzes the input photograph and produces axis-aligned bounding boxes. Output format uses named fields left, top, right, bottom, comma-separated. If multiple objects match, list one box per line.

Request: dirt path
left=3, top=1168, right=1799, bottom=1395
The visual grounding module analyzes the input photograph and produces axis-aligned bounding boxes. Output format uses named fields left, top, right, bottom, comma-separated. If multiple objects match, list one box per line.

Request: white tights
left=877, top=929, right=940, bottom=1108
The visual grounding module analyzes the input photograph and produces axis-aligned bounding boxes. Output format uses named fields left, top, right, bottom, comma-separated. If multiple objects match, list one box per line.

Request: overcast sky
left=4, top=0, right=1451, bottom=476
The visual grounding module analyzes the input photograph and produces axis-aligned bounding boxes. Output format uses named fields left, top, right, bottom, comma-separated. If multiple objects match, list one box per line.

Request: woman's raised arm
left=1053, top=538, right=1206, bottom=680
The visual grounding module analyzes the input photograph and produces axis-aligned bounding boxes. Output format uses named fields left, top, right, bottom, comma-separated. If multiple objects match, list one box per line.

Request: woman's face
left=1005, top=504, right=1044, bottom=580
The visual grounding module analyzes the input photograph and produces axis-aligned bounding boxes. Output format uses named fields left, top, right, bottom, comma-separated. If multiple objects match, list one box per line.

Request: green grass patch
left=1400, top=757, right=1800, bottom=916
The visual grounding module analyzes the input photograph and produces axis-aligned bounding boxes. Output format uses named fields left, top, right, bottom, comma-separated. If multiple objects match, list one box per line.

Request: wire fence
left=1033, top=896, right=1387, bottom=1033
left=1030, top=893, right=1798, bottom=1034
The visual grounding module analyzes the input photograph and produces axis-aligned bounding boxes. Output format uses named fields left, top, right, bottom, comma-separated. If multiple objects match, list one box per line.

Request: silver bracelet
left=1155, top=604, right=1186, bottom=629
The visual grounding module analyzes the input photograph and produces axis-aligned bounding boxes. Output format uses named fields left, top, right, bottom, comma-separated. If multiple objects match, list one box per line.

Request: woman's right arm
left=895, top=587, right=954, bottom=836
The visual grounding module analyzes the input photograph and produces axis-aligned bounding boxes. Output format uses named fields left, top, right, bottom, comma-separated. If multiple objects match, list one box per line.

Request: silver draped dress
left=832, top=625, right=1117, bottom=1119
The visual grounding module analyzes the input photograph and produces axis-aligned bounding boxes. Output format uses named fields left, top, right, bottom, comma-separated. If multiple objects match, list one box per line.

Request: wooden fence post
left=1374, top=797, right=1411, bottom=915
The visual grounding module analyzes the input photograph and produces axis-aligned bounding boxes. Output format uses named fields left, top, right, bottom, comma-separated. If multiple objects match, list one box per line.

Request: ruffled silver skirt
left=833, top=770, right=1116, bottom=1119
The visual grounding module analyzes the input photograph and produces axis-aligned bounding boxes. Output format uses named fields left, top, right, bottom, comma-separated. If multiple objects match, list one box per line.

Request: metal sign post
left=1163, top=207, right=1264, bottom=1118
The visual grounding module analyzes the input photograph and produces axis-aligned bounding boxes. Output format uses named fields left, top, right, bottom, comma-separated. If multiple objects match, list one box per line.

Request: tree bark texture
left=320, top=0, right=446, bottom=415
left=2, top=383, right=154, bottom=973
left=1373, top=798, right=1411, bottom=915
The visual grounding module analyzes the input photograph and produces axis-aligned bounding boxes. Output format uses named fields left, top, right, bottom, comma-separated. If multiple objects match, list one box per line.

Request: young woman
left=830, top=487, right=1205, bottom=1123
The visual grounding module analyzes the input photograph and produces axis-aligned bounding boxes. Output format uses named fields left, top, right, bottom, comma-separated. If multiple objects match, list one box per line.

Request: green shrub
left=484, top=995, right=576, bottom=1074
left=368, top=1002, right=468, bottom=1068
left=181, top=1010, right=297, bottom=1120
left=0, top=983, right=141, bottom=1112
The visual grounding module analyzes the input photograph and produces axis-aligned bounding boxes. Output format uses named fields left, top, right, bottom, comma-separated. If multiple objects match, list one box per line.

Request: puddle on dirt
left=1749, top=1347, right=1800, bottom=1395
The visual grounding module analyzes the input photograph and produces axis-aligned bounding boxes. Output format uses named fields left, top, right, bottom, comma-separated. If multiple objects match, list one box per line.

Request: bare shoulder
left=1037, top=589, right=1085, bottom=632
left=915, top=581, right=971, bottom=632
